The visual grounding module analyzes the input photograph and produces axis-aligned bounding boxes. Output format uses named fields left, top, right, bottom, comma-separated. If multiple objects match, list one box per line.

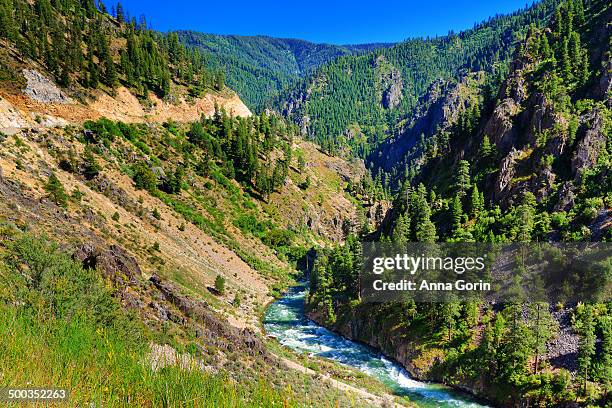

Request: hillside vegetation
left=178, top=31, right=393, bottom=110
left=0, top=85, right=382, bottom=407
left=0, top=0, right=224, bottom=98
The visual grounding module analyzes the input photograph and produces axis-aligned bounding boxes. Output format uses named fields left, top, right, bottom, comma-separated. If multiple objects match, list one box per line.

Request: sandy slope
left=0, top=84, right=250, bottom=132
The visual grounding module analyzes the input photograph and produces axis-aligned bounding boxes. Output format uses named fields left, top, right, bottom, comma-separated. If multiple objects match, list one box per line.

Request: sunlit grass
left=0, top=233, right=293, bottom=408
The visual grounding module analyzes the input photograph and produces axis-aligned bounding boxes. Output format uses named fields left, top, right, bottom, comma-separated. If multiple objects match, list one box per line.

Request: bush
left=45, top=173, right=68, bottom=208
left=233, top=214, right=270, bottom=238
left=83, top=148, right=101, bottom=180
left=298, top=175, right=311, bottom=190
left=84, top=118, right=122, bottom=143
left=118, top=122, right=140, bottom=141
left=264, top=228, right=293, bottom=249
left=132, top=162, right=157, bottom=191
left=214, top=275, right=225, bottom=295
left=71, top=188, right=84, bottom=202
left=3, top=234, right=119, bottom=325
left=232, top=293, right=241, bottom=307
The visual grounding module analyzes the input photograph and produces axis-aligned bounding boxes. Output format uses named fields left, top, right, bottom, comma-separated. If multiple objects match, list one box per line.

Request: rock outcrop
left=73, top=243, right=142, bottom=284
left=381, top=70, right=403, bottom=109
left=23, top=69, right=73, bottom=104
left=149, top=274, right=267, bottom=357
left=375, top=55, right=403, bottom=110
left=372, top=73, right=483, bottom=172
left=571, top=108, right=607, bottom=180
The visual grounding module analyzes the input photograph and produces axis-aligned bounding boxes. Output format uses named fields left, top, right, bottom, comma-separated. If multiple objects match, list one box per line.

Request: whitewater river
left=263, top=284, right=490, bottom=408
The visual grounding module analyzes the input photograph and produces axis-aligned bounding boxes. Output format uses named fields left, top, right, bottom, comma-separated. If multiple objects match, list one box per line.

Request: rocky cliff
left=371, top=72, right=484, bottom=173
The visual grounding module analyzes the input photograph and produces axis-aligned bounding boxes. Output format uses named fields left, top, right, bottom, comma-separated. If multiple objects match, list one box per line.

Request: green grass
left=0, top=232, right=294, bottom=407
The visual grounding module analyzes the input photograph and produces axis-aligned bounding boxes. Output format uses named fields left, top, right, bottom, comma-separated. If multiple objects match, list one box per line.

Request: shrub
left=84, top=118, right=122, bottom=143
left=232, top=293, right=241, bottom=307
left=71, top=188, right=84, bottom=202
left=132, top=162, right=157, bottom=191
left=3, top=234, right=119, bottom=324
left=264, top=228, right=293, bottom=249
left=118, top=122, right=140, bottom=141
left=214, top=275, right=225, bottom=295
left=83, top=148, right=101, bottom=180
left=45, top=173, right=68, bottom=208
left=298, top=175, right=311, bottom=190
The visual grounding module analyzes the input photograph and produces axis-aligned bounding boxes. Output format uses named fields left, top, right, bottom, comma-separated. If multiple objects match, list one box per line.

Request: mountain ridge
left=177, top=30, right=394, bottom=110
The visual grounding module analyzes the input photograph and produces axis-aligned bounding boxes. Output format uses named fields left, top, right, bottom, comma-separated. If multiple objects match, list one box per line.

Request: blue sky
left=105, top=0, right=533, bottom=44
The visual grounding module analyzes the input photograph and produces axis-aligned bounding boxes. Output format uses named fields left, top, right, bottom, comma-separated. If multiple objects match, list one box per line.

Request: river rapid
left=263, top=284, right=491, bottom=408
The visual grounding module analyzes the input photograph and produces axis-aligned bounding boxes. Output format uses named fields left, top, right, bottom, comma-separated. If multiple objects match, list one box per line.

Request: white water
left=263, top=285, right=491, bottom=408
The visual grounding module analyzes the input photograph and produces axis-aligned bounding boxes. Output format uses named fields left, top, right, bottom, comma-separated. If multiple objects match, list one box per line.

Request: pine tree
left=164, top=165, right=184, bottom=194
left=115, top=2, right=124, bottom=22
left=132, top=162, right=157, bottom=191
left=560, top=37, right=572, bottom=81
left=539, top=32, right=551, bottom=59
left=574, top=0, right=585, bottom=25
left=455, top=160, right=471, bottom=197
left=481, top=134, right=492, bottom=157
left=499, top=304, right=533, bottom=381
left=564, top=0, right=574, bottom=37
left=578, top=49, right=590, bottom=87
left=392, top=213, right=411, bottom=248
left=569, top=31, right=582, bottom=76
left=102, top=52, right=118, bottom=88
left=0, top=0, right=17, bottom=40
left=527, top=302, right=557, bottom=374
left=554, top=7, right=563, bottom=36
left=470, top=184, right=483, bottom=217
left=451, top=194, right=463, bottom=230
left=441, top=301, right=461, bottom=342
left=409, top=184, right=437, bottom=243
left=83, top=148, right=100, bottom=180
left=600, top=316, right=612, bottom=398
left=215, top=70, right=225, bottom=91
left=58, top=65, right=70, bottom=87
left=214, top=274, right=225, bottom=295
left=516, top=192, right=536, bottom=243
left=480, top=312, right=507, bottom=373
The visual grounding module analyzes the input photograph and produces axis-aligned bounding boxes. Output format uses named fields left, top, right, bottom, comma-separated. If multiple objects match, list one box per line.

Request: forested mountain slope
left=374, top=0, right=611, bottom=237
left=308, top=0, right=611, bottom=406
left=274, top=0, right=561, bottom=156
left=177, top=31, right=392, bottom=111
